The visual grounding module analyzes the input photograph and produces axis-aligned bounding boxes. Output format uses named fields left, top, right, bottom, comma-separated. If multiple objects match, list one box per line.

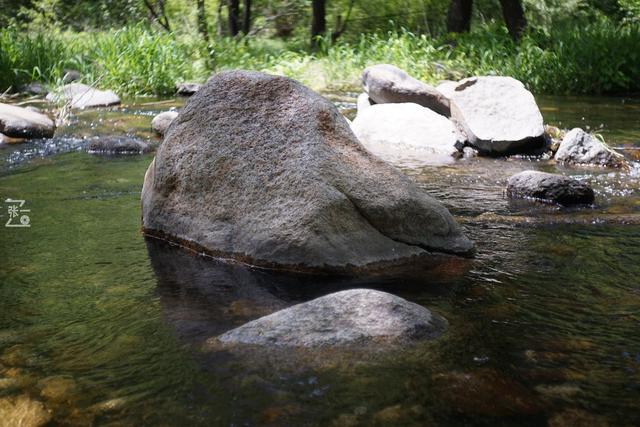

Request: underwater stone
left=217, top=289, right=447, bottom=347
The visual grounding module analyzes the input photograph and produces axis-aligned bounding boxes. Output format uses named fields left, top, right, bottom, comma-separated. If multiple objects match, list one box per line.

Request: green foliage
left=0, top=16, right=638, bottom=96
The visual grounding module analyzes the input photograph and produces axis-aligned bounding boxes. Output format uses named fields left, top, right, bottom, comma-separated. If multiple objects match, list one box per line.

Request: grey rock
left=507, top=170, right=594, bottom=206
left=351, top=102, right=458, bottom=167
left=362, top=64, right=450, bottom=117
left=555, top=128, right=626, bottom=168
left=0, top=103, right=55, bottom=138
left=62, top=69, right=82, bottom=84
left=356, top=92, right=374, bottom=113
left=151, top=111, right=179, bottom=136
left=87, top=136, right=150, bottom=154
left=450, top=76, right=545, bottom=155
left=46, top=83, right=120, bottom=109
left=176, top=82, right=202, bottom=96
left=18, top=82, right=48, bottom=96
left=217, top=289, right=447, bottom=347
left=142, top=71, right=473, bottom=272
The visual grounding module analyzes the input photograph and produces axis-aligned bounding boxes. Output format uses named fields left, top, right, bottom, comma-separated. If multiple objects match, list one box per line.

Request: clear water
left=0, top=94, right=639, bottom=426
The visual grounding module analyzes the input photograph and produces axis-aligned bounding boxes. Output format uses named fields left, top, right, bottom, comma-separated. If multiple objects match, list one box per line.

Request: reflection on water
left=0, top=94, right=639, bottom=425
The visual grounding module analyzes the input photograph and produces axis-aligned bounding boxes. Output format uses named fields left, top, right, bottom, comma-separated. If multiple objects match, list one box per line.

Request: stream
left=0, top=92, right=639, bottom=426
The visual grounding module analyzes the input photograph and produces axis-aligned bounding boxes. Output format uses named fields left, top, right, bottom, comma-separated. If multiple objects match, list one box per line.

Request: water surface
left=0, top=94, right=639, bottom=426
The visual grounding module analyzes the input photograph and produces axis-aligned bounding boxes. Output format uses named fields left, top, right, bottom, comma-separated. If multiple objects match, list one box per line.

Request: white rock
left=46, top=83, right=120, bottom=109
left=351, top=103, right=459, bottom=167
left=555, top=128, right=626, bottom=168
left=450, top=76, right=545, bottom=154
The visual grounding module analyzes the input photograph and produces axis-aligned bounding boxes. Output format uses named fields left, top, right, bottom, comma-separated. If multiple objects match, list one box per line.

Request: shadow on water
left=145, top=236, right=472, bottom=346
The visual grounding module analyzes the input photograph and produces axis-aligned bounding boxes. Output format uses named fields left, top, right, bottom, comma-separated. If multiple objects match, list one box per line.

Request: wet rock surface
left=351, top=102, right=458, bottom=167
left=142, top=70, right=473, bottom=272
left=507, top=170, right=595, bottom=206
left=151, top=111, right=178, bottom=136
left=46, top=83, right=120, bottom=109
left=555, top=128, right=626, bottom=168
left=87, top=136, right=150, bottom=154
left=449, top=76, right=545, bottom=154
left=362, top=64, right=450, bottom=117
left=217, top=289, right=447, bottom=347
left=0, top=103, right=55, bottom=139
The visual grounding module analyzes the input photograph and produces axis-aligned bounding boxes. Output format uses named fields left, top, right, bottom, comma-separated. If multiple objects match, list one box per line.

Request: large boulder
left=0, top=103, right=55, bottom=138
left=142, top=71, right=473, bottom=272
left=151, top=111, right=179, bottom=136
left=362, top=64, right=450, bottom=117
left=356, top=92, right=374, bottom=113
left=217, top=289, right=447, bottom=347
left=46, top=83, right=120, bottom=109
left=507, top=170, right=594, bottom=206
left=555, top=128, right=626, bottom=168
left=449, top=76, right=545, bottom=155
left=351, top=103, right=459, bottom=167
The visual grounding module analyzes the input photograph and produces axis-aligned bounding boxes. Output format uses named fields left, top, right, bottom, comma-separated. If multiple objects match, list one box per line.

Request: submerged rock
left=217, top=289, right=447, bottom=347
left=142, top=71, right=473, bottom=272
left=151, top=111, right=179, bottom=136
left=362, top=64, right=450, bottom=117
left=449, top=76, right=545, bottom=154
left=46, top=83, right=120, bottom=109
left=38, top=375, right=77, bottom=402
left=0, top=103, right=55, bottom=139
left=87, top=136, right=150, bottom=154
left=432, top=368, right=542, bottom=417
left=176, top=82, right=202, bottom=96
left=350, top=103, right=458, bottom=167
left=548, top=408, right=609, bottom=427
left=555, top=128, right=626, bottom=168
left=0, top=395, right=51, bottom=427
left=507, top=170, right=594, bottom=206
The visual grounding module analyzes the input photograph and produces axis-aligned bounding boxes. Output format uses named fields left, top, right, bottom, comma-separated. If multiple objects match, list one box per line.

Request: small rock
left=87, top=136, right=150, bottom=155
left=507, top=170, right=594, bottom=206
left=89, top=397, right=127, bottom=414
left=0, top=395, right=52, bottom=427
left=356, top=92, right=374, bottom=113
left=62, top=69, right=82, bottom=84
left=372, top=404, right=403, bottom=423
left=555, top=128, right=626, bottom=168
left=0, top=133, right=27, bottom=145
left=151, top=111, right=178, bottom=136
left=449, top=76, right=545, bottom=154
left=351, top=102, right=459, bottom=167
left=18, top=82, right=48, bottom=96
left=217, top=289, right=447, bottom=348
left=362, top=64, right=450, bottom=117
left=0, top=103, right=55, bottom=138
left=46, top=83, right=120, bottom=109
left=175, top=82, right=202, bottom=96
left=535, top=383, right=582, bottom=400
left=38, top=375, right=77, bottom=402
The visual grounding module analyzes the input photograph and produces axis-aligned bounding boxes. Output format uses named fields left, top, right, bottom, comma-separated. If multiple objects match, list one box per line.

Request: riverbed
left=1, top=93, right=639, bottom=426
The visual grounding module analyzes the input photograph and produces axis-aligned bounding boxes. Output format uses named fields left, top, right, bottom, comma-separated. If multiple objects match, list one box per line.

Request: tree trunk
left=447, top=0, right=472, bottom=34
left=228, top=0, right=240, bottom=36
left=499, top=0, right=526, bottom=40
left=311, top=0, right=326, bottom=49
left=242, top=0, right=251, bottom=34
left=197, top=0, right=209, bottom=41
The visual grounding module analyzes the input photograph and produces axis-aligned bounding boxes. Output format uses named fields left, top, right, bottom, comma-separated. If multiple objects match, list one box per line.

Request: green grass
left=1, top=18, right=639, bottom=96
